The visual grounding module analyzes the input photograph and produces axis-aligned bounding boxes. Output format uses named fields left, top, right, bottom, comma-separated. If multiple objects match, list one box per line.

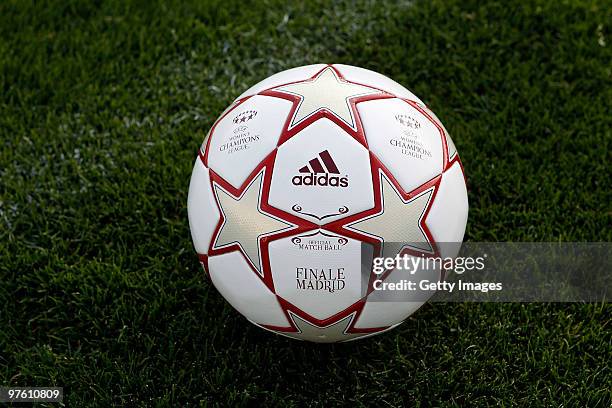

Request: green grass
left=1, top=0, right=611, bottom=406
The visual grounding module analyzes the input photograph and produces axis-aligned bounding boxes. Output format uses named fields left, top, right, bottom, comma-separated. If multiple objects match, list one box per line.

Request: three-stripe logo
left=291, top=150, right=349, bottom=188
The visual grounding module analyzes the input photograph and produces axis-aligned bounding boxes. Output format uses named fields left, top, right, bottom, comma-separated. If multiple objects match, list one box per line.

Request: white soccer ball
left=188, top=64, right=468, bottom=342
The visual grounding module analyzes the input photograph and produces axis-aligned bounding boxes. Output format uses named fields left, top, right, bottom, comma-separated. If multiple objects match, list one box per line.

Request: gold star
left=348, top=173, right=433, bottom=254
left=213, top=172, right=293, bottom=274
left=275, top=67, right=380, bottom=130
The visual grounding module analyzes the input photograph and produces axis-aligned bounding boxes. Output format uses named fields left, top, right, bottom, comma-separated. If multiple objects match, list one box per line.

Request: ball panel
left=187, top=159, right=220, bottom=255
left=208, top=251, right=290, bottom=327
left=235, top=64, right=327, bottom=101
left=356, top=252, right=442, bottom=329
left=268, top=231, right=368, bottom=320
left=358, top=98, right=444, bottom=193
left=426, top=161, right=468, bottom=257
left=446, top=132, right=458, bottom=161
left=268, top=118, right=374, bottom=225
left=354, top=301, right=424, bottom=329
left=418, top=103, right=457, bottom=160
left=332, top=64, right=424, bottom=104
left=343, top=323, right=402, bottom=341
left=207, top=95, right=292, bottom=189
left=200, top=99, right=246, bottom=161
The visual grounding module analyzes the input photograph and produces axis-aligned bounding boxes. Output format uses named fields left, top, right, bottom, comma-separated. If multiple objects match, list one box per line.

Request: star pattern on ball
left=213, top=171, right=293, bottom=274
left=348, top=173, right=434, bottom=254
left=280, top=311, right=368, bottom=343
left=275, top=67, right=381, bottom=130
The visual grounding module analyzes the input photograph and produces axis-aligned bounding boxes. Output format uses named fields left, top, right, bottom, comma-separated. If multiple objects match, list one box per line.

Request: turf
left=1, top=0, right=611, bottom=406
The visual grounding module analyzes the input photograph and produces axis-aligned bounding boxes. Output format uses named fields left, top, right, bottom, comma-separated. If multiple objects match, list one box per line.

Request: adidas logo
left=291, top=150, right=349, bottom=188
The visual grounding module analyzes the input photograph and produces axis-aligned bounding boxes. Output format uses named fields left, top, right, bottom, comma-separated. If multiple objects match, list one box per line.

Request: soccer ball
left=188, top=64, right=468, bottom=342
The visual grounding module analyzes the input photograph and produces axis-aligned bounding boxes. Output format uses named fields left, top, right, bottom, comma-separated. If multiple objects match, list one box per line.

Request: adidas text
left=292, top=173, right=349, bottom=188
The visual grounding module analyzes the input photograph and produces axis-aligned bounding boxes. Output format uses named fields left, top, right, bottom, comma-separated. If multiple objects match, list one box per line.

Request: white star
left=213, top=171, right=293, bottom=274
left=275, top=67, right=381, bottom=130
left=279, top=312, right=369, bottom=343
left=348, top=173, right=434, bottom=255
